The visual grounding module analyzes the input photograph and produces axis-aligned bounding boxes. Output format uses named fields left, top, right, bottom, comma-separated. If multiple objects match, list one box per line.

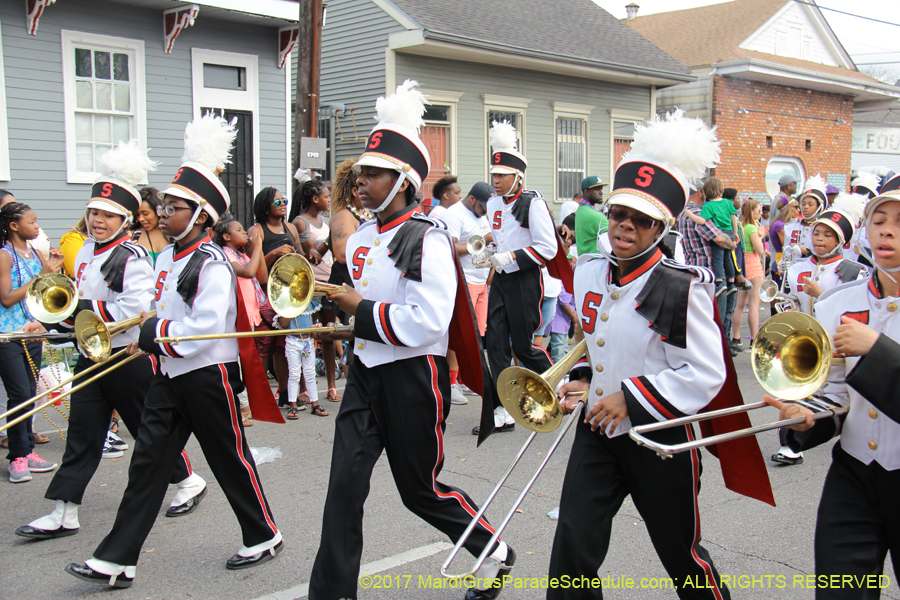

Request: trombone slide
left=629, top=398, right=848, bottom=459
left=0, top=331, right=75, bottom=344
left=154, top=324, right=354, bottom=345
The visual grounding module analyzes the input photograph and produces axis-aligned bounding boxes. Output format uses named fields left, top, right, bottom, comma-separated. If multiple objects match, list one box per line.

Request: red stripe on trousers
left=685, top=426, right=724, bottom=600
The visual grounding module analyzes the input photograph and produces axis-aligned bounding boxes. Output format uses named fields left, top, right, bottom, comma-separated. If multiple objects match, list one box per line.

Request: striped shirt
left=675, top=202, right=722, bottom=271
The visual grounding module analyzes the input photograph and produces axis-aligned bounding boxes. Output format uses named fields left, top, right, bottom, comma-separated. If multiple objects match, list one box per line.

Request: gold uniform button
left=169, top=268, right=173, bottom=273
left=164, top=285, right=169, bottom=291
left=160, top=357, right=165, bottom=363
left=374, top=239, right=380, bottom=246
left=357, top=342, right=364, bottom=350
left=611, top=292, right=619, bottom=300
left=889, top=303, right=898, bottom=312
left=600, top=314, right=609, bottom=322
left=79, top=291, right=84, bottom=297
left=160, top=303, right=165, bottom=309
left=597, top=339, right=605, bottom=347
left=869, top=410, right=878, bottom=420
left=362, top=280, right=368, bottom=286
left=366, top=259, right=372, bottom=265
left=595, top=389, right=603, bottom=396
left=595, top=365, right=603, bottom=372
left=868, top=441, right=878, bottom=451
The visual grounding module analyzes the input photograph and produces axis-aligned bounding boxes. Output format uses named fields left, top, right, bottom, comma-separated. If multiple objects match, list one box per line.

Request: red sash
left=235, top=288, right=285, bottom=424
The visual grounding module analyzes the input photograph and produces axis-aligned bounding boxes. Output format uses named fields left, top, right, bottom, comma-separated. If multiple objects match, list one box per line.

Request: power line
left=791, top=0, right=900, bottom=28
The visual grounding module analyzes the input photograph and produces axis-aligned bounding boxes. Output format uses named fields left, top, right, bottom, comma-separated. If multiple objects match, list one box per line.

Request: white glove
left=471, top=244, right=496, bottom=268
left=490, top=251, right=515, bottom=269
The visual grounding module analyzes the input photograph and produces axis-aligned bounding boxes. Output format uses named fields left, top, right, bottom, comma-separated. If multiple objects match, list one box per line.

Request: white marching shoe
left=16, top=500, right=80, bottom=540
left=166, top=473, right=208, bottom=517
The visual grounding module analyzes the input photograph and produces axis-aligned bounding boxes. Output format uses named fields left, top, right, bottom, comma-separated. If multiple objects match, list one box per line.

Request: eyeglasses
left=156, top=204, right=193, bottom=217
left=607, top=208, right=659, bottom=230
left=272, top=198, right=286, bottom=208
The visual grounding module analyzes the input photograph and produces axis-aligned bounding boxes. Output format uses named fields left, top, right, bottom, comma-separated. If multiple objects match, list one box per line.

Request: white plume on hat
left=830, top=192, right=867, bottom=226
left=490, top=121, right=519, bottom=152
left=861, top=165, right=892, bottom=177
left=802, top=174, right=827, bottom=195
left=374, top=79, right=428, bottom=134
left=99, top=139, right=158, bottom=185
left=625, top=109, right=720, bottom=183
left=182, top=113, right=238, bottom=172
left=294, top=168, right=311, bottom=184
left=851, top=171, right=881, bottom=193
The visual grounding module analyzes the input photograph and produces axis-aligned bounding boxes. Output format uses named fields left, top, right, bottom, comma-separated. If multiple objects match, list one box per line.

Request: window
left=203, top=64, right=246, bottom=90
left=420, top=90, right=462, bottom=198
left=765, top=157, right=805, bottom=200
left=552, top=102, right=593, bottom=203
left=483, top=94, right=531, bottom=180
left=609, top=109, right=647, bottom=180
left=62, top=31, right=146, bottom=184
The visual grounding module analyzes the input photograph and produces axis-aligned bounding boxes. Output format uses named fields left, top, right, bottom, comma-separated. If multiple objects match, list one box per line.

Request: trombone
left=629, top=312, right=847, bottom=458
left=152, top=254, right=349, bottom=344
left=0, top=274, right=79, bottom=344
left=441, top=340, right=588, bottom=579
left=0, top=309, right=151, bottom=433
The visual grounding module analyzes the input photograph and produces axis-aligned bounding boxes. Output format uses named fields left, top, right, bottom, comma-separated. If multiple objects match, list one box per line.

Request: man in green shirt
left=574, top=175, right=608, bottom=256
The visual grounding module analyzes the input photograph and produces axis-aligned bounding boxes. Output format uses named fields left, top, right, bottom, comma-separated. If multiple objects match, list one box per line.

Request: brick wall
left=710, top=76, right=853, bottom=203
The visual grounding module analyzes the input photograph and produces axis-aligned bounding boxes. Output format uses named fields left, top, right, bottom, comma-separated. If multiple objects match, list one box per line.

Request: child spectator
left=278, top=302, right=328, bottom=419
left=213, top=214, right=268, bottom=426
left=700, top=177, right=738, bottom=296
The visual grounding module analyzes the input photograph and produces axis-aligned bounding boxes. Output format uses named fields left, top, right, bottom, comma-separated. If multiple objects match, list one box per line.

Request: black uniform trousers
left=486, top=268, right=553, bottom=385
left=814, top=443, right=900, bottom=600
left=93, top=362, right=278, bottom=566
left=45, top=352, right=190, bottom=504
left=548, top=414, right=730, bottom=600
left=309, top=355, right=497, bottom=600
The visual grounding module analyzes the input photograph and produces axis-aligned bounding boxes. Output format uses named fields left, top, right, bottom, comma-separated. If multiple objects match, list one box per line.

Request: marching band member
left=477, top=121, right=573, bottom=436
left=551, top=110, right=773, bottom=600
left=65, top=115, right=282, bottom=588
left=767, top=173, right=900, bottom=599
left=784, top=175, right=827, bottom=255
left=850, top=171, right=883, bottom=267
left=308, top=81, right=512, bottom=600
left=16, top=141, right=207, bottom=541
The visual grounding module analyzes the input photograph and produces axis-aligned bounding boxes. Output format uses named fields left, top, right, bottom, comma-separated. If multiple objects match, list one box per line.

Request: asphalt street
left=1, top=309, right=897, bottom=600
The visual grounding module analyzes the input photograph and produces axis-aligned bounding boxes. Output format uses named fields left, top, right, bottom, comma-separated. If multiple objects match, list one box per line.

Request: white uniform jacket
left=572, top=249, right=726, bottom=437
left=348, top=206, right=455, bottom=367
left=783, top=220, right=813, bottom=250
left=486, top=188, right=558, bottom=274
left=137, top=234, right=238, bottom=377
left=806, top=277, right=900, bottom=471
left=785, top=254, right=868, bottom=316
left=56, top=235, right=154, bottom=348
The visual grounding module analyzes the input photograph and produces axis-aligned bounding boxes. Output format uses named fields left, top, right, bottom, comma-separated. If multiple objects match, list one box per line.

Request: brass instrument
left=629, top=312, right=847, bottom=458
left=155, top=324, right=354, bottom=345
left=466, top=235, right=487, bottom=255
left=76, top=310, right=154, bottom=363
left=441, top=340, right=588, bottom=579
left=25, top=273, right=77, bottom=323
left=267, top=254, right=346, bottom=318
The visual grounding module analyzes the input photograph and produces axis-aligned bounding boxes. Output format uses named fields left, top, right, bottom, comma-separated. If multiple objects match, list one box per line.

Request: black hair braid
left=297, top=180, right=326, bottom=216
left=212, top=213, right=237, bottom=247
left=253, top=187, right=279, bottom=225
left=0, top=202, right=31, bottom=248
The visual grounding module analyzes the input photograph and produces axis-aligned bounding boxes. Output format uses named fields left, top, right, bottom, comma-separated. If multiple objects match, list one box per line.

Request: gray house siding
left=320, top=0, right=405, bottom=163
left=0, top=0, right=288, bottom=241
left=655, top=71, right=712, bottom=123
left=393, top=53, right=652, bottom=206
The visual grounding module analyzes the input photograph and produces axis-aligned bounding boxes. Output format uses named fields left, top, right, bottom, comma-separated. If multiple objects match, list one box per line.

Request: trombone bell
left=752, top=312, right=832, bottom=401
left=26, top=274, right=77, bottom=323
left=75, top=311, right=112, bottom=363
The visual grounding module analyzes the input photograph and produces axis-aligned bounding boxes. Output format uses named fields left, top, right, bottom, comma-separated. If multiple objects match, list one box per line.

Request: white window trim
left=483, top=94, right=531, bottom=182
left=61, top=30, right=147, bottom=185
left=0, top=20, right=10, bottom=181
left=285, top=49, right=292, bottom=204
left=191, top=48, right=260, bottom=199
left=552, top=102, right=594, bottom=203
left=609, top=108, right=647, bottom=178
left=421, top=89, right=462, bottom=178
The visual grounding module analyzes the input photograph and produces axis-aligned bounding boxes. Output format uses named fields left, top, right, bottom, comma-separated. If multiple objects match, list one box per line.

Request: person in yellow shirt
left=60, top=218, right=88, bottom=277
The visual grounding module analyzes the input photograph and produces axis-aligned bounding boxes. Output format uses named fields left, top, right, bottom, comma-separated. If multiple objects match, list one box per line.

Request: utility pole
left=294, top=0, right=324, bottom=193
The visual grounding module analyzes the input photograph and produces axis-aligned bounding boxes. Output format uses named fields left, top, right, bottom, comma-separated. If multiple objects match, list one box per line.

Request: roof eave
left=387, top=30, right=693, bottom=88
left=711, top=58, right=900, bottom=109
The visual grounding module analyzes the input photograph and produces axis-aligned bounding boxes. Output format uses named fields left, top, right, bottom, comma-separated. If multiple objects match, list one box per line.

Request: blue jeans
left=549, top=332, right=569, bottom=364
left=536, top=296, right=558, bottom=339
left=0, top=340, right=41, bottom=461
left=710, top=231, right=736, bottom=283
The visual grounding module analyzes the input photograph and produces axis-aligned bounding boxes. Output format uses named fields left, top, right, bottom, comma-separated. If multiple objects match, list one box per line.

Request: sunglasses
left=607, top=208, right=659, bottom=230
left=156, top=204, right=193, bottom=217
left=272, top=198, right=286, bottom=208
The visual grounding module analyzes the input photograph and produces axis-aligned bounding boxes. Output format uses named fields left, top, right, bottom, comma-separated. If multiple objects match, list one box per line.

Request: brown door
left=201, top=108, right=254, bottom=227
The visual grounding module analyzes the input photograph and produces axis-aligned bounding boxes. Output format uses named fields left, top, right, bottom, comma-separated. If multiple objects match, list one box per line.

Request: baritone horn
left=629, top=312, right=847, bottom=458
left=441, top=340, right=588, bottom=579
left=267, top=254, right=346, bottom=318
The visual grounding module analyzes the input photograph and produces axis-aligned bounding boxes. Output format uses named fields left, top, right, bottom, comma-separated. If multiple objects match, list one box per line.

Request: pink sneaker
left=9, top=457, right=32, bottom=483
left=26, top=452, right=57, bottom=473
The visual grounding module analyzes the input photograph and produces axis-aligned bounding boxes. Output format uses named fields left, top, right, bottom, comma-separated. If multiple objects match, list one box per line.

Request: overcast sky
left=593, top=0, right=900, bottom=83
